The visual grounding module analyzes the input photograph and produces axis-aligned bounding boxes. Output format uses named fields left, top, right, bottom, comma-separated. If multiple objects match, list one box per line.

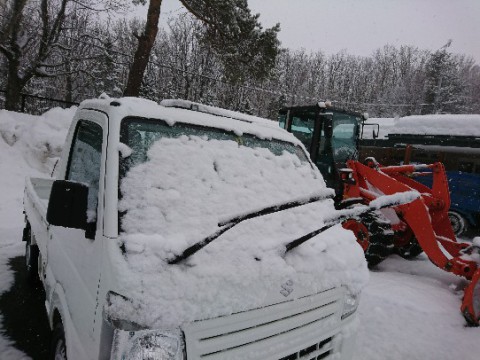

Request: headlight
left=111, top=328, right=185, bottom=360
left=341, top=289, right=360, bottom=320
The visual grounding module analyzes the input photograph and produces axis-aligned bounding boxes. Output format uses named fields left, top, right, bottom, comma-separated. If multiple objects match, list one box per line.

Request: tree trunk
left=65, top=73, right=73, bottom=104
left=65, top=60, right=73, bottom=104
left=123, top=0, right=162, bottom=97
left=4, top=59, right=24, bottom=111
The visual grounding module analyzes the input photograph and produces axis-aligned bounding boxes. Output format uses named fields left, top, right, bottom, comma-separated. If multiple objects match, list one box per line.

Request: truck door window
left=67, top=121, right=103, bottom=225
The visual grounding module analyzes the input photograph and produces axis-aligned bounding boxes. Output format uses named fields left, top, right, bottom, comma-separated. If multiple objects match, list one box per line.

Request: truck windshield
left=118, top=117, right=323, bottom=242
left=120, top=117, right=308, bottom=176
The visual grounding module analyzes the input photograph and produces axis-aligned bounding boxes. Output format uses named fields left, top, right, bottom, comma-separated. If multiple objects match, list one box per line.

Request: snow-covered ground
left=0, top=108, right=479, bottom=359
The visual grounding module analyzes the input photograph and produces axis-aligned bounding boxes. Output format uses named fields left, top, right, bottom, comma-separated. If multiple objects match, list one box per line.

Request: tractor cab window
left=331, top=114, right=359, bottom=164
left=290, top=112, right=316, bottom=152
left=278, top=113, right=287, bottom=130
left=315, top=112, right=359, bottom=188
left=316, top=117, right=334, bottom=183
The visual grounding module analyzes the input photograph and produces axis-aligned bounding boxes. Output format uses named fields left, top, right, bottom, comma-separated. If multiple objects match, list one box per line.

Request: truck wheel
left=24, top=226, right=40, bottom=284
left=50, top=322, right=67, bottom=360
left=448, top=211, right=467, bottom=237
left=343, top=212, right=394, bottom=268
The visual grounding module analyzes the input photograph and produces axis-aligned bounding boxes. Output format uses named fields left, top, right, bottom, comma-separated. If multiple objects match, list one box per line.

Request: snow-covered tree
left=423, top=46, right=463, bottom=114
left=0, top=0, right=128, bottom=110
left=124, top=0, right=280, bottom=96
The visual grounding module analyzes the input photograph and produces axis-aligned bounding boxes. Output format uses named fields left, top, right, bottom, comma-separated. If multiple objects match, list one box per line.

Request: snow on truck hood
left=104, top=107, right=368, bottom=329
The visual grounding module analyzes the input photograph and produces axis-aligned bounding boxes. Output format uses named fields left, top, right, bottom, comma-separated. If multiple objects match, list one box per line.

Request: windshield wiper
left=167, top=191, right=334, bottom=264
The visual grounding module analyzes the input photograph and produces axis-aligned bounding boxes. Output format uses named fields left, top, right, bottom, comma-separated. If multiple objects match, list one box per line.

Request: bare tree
left=0, top=0, right=127, bottom=110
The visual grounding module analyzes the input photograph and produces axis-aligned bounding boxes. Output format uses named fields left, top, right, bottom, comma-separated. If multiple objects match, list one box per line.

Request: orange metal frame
left=343, top=160, right=480, bottom=325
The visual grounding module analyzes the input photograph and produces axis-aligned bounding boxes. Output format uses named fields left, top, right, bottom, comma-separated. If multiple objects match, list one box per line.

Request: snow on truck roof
left=159, top=99, right=278, bottom=127
left=390, top=114, right=480, bottom=137
left=79, top=97, right=295, bottom=143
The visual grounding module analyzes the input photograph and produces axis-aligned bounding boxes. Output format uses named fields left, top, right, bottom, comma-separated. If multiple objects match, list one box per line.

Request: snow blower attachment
left=341, top=159, right=480, bottom=326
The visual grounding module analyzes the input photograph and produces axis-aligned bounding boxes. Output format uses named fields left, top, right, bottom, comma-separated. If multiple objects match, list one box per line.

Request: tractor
left=279, top=101, right=480, bottom=326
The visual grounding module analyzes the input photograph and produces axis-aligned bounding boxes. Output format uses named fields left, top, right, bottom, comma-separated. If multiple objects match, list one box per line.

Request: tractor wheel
left=394, top=238, right=423, bottom=259
left=343, top=212, right=394, bottom=268
left=393, top=227, right=423, bottom=259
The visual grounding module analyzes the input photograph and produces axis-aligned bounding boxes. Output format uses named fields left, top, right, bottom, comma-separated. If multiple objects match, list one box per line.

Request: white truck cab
left=23, top=97, right=367, bottom=359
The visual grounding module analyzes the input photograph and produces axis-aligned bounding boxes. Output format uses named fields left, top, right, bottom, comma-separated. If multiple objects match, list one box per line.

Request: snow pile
left=0, top=107, right=76, bottom=173
left=361, top=117, right=397, bottom=139
left=390, top=114, right=480, bottom=137
left=0, top=107, right=74, bottom=359
left=109, top=134, right=368, bottom=328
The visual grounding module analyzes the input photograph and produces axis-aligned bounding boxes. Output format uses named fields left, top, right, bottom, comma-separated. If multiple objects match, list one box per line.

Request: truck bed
left=24, top=177, right=54, bottom=252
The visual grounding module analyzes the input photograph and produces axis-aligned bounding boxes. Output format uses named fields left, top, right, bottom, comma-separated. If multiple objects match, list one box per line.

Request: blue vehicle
left=446, top=172, right=480, bottom=236
left=417, top=171, right=480, bottom=237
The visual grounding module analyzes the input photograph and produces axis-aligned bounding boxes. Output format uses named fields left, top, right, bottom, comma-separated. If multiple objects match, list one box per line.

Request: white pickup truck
left=23, top=97, right=368, bottom=360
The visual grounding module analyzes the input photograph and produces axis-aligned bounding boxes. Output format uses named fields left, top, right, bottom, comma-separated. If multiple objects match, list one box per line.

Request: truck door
left=47, top=113, right=107, bottom=358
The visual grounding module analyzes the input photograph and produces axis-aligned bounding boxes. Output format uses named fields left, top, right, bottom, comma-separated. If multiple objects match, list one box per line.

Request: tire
left=24, top=226, right=40, bottom=284
left=448, top=211, right=468, bottom=237
left=343, top=211, right=394, bottom=268
left=394, top=237, right=423, bottom=259
left=50, top=322, right=67, bottom=360
left=393, top=225, right=424, bottom=259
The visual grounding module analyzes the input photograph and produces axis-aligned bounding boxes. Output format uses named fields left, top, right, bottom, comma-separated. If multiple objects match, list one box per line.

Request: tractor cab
left=279, top=102, right=365, bottom=192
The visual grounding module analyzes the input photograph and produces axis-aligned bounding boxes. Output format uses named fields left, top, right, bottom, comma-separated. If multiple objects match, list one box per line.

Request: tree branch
left=178, top=0, right=212, bottom=26
left=0, top=44, right=14, bottom=61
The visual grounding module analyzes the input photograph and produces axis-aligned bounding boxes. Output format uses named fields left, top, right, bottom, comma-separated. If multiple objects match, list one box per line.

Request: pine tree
left=423, top=47, right=463, bottom=114
left=124, top=0, right=280, bottom=96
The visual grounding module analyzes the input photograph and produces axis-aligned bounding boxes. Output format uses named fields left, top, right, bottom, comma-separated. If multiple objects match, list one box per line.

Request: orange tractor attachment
left=277, top=103, right=479, bottom=325
left=340, top=159, right=480, bottom=326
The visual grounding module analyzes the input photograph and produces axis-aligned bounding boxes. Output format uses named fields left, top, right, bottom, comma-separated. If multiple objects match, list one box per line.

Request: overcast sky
left=136, top=0, right=480, bottom=62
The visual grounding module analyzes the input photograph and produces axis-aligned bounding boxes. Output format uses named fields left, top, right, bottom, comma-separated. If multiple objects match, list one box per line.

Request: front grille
left=280, top=337, right=332, bottom=360
left=184, top=287, right=342, bottom=360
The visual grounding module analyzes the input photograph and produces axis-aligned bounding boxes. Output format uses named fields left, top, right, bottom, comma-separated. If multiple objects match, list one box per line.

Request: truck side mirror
left=47, top=180, right=88, bottom=230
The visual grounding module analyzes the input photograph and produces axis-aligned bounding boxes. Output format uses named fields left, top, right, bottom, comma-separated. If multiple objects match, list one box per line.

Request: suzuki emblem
left=280, top=279, right=294, bottom=297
